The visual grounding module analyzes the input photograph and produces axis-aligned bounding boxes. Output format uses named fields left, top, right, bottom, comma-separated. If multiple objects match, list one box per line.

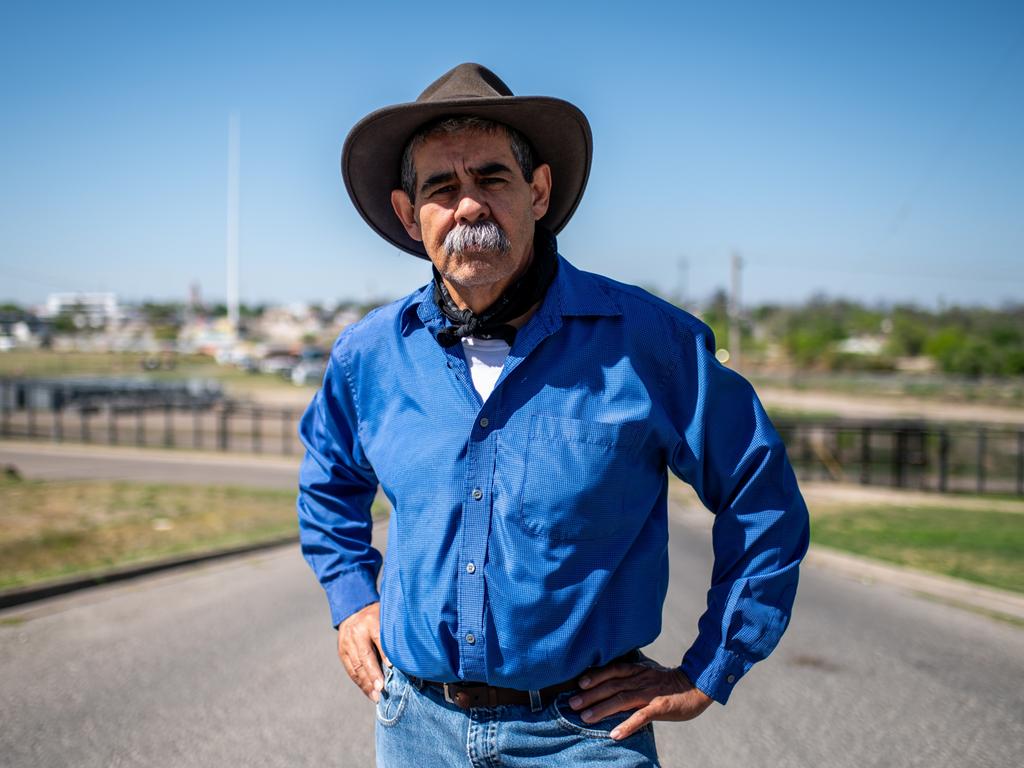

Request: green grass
left=748, top=371, right=1024, bottom=409
left=0, top=350, right=196, bottom=378
left=811, top=503, right=1024, bottom=593
left=0, top=475, right=389, bottom=591
left=0, top=349, right=313, bottom=398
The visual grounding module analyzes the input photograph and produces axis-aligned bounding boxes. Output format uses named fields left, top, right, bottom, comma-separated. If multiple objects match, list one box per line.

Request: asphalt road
left=2, top=506, right=1021, bottom=767
left=0, top=441, right=300, bottom=488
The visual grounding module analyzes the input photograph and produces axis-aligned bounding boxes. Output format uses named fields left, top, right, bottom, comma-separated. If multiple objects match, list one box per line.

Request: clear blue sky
left=1, top=1, right=1022, bottom=309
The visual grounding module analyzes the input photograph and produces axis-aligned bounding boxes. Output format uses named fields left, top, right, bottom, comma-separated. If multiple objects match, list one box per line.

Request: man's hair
left=400, top=116, right=535, bottom=201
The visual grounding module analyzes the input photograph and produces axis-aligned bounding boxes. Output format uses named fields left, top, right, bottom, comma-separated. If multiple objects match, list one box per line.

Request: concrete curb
left=0, top=535, right=298, bottom=610
left=5, top=504, right=1021, bottom=624
left=669, top=501, right=1024, bottom=624
left=803, top=545, right=1024, bottom=622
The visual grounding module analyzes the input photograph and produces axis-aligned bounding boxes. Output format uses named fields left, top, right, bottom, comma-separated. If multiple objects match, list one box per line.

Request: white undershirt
left=460, top=337, right=511, bottom=401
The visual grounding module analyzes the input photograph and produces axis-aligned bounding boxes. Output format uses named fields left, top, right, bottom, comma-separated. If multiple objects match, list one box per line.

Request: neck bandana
left=433, top=226, right=559, bottom=348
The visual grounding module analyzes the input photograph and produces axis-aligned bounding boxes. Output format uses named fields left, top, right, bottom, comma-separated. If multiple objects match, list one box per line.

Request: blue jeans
left=375, top=666, right=660, bottom=767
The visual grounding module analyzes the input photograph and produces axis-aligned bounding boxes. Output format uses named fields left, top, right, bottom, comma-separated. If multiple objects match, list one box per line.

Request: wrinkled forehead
left=411, top=128, right=516, bottom=174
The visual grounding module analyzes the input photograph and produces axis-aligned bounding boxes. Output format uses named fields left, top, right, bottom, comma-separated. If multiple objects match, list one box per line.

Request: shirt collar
left=550, top=255, right=622, bottom=319
left=402, top=251, right=622, bottom=339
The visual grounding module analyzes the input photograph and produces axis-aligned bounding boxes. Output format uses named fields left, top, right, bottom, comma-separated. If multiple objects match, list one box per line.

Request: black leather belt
left=426, top=678, right=578, bottom=710
left=410, top=649, right=642, bottom=711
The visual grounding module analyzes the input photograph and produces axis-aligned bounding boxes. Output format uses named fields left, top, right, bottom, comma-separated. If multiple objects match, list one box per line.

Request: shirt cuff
left=680, top=645, right=751, bottom=705
left=325, top=566, right=381, bottom=628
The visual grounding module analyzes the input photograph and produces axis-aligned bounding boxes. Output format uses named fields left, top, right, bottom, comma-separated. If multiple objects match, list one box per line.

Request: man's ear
left=530, top=164, right=552, bottom=221
left=390, top=189, right=422, bottom=242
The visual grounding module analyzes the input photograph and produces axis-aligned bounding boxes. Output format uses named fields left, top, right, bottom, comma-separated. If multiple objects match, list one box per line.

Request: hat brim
left=341, top=96, right=592, bottom=259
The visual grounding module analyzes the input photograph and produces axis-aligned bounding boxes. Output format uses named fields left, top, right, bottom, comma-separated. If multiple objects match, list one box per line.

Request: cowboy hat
left=341, top=62, right=592, bottom=259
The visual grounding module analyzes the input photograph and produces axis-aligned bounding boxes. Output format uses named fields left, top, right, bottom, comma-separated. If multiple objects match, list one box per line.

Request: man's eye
left=481, top=177, right=506, bottom=186
left=429, top=185, right=456, bottom=197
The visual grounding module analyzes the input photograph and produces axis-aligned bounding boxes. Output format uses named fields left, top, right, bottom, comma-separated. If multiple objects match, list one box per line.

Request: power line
left=869, top=27, right=1024, bottom=256
left=0, top=263, right=105, bottom=294
left=744, top=261, right=1024, bottom=285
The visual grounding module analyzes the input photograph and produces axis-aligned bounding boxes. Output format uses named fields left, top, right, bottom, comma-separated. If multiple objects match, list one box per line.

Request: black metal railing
left=1, top=378, right=301, bottom=456
left=774, top=417, right=1024, bottom=496
left=3, top=378, right=1023, bottom=495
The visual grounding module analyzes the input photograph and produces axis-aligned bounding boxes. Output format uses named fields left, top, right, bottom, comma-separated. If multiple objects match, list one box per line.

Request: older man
left=298, top=63, right=809, bottom=767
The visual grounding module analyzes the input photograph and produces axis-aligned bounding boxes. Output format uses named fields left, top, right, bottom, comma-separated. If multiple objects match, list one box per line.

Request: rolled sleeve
left=671, top=325, right=810, bottom=704
left=296, top=337, right=382, bottom=627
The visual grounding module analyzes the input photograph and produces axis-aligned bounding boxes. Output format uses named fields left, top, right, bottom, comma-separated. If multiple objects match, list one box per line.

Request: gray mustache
left=444, top=220, right=511, bottom=257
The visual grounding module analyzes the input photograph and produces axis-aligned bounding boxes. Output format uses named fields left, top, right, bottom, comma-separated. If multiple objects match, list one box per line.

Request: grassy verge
left=0, top=350, right=202, bottom=378
left=0, top=350, right=310, bottom=397
left=0, top=475, right=388, bottom=591
left=811, top=501, right=1024, bottom=594
left=747, top=371, right=1024, bottom=409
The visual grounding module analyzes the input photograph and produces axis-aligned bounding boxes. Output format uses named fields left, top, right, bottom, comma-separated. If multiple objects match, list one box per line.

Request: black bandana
left=433, top=226, right=559, bottom=348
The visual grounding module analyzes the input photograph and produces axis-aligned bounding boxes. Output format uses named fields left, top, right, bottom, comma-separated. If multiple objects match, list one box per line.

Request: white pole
left=676, top=256, right=688, bottom=308
left=226, top=111, right=240, bottom=337
left=730, top=251, right=743, bottom=368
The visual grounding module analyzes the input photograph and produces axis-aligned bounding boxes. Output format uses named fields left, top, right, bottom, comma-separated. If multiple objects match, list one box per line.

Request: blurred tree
left=886, top=307, right=931, bottom=357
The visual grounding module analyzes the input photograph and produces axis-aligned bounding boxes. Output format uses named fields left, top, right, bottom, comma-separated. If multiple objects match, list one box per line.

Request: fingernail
left=374, top=678, right=383, bottom=691
left=371, top=691, right=380, bottom=703
left=579, top=676, right=591, bottom=688
left=569, top=696, right=582, bottom=709
left=581, top=709, right=594, bottom=722
left=610, top=728, right=622, bottom=740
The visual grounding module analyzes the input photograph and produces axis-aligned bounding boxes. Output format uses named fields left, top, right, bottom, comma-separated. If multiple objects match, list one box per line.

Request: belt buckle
left=443, top=682, right=457, bottom=705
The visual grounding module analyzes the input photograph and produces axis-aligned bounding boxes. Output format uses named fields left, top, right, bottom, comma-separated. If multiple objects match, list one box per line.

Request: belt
left=409, top=649, right=642, bottom=711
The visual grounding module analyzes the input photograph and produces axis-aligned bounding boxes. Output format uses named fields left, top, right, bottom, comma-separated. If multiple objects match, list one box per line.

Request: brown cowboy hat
left=341, top=62, right=592, bottom=259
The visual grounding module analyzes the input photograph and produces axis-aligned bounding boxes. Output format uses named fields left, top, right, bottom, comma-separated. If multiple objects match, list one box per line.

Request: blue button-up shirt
left=297, top=254, right=809, bottom=704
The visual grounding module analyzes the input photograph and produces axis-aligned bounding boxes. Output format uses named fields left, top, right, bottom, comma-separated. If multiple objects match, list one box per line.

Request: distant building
left=44, top=292, right=121, bottom=327
left=0, top=309, right=49, bottom=350
left=837, top=335, right=885, bottom=356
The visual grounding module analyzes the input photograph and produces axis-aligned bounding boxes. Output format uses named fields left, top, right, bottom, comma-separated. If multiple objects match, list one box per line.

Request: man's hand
left=337, top=602, right=390, bottom=703
left=568, top=654, right=713, bottom=740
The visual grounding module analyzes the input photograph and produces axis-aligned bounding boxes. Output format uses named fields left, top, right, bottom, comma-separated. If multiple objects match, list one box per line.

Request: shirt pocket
left=518, top=415, right=641, bottom=541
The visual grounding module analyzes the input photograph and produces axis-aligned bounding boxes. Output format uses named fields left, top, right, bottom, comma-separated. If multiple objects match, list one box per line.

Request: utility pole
left=676, top=256, right=689, bottom=308
left=226, top=111, right=240, bottom=338
left=730, top=251, right=743, bottom=368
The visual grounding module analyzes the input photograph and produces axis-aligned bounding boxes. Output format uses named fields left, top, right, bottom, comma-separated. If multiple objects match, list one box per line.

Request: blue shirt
left=297, top=255, right=809, bottom=704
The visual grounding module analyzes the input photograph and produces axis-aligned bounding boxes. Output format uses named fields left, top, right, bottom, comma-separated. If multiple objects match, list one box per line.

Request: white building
left=44, top=292, right=121, bottom=327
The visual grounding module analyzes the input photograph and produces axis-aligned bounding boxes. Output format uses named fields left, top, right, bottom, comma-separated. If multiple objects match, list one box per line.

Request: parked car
left=291, top=358, right=328, bottom=386
left=259, top=352, right=300, bottom=377
left=290, top=346, right=328, bottom=385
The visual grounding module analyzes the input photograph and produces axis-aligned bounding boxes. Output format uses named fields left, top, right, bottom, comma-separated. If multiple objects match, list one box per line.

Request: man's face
left=391, top=129, right=551, bottom=298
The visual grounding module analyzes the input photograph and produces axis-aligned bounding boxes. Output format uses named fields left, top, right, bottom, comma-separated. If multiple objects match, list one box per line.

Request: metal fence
left=2, top=378, right=1023, bottom=496
left=0, top=399, right=302, bottom=455
left=775, top=418, right=1024, bottom=496
left=0, top=378, right=301, bottom=456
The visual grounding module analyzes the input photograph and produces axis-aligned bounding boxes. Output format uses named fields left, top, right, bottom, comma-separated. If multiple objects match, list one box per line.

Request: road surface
left=2, top=505, right=1021, bottom=767
left=0, top=441, right=300, bottom=488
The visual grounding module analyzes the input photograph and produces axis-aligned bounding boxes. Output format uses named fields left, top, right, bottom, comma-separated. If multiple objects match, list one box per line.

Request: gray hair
left=400, top=116, right=535, bottom=201
left=444, top=220, right=511, bottom=259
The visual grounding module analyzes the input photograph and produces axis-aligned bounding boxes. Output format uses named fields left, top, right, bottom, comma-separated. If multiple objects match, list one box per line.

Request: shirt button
left=466, top=633, right=476, bottom=645
left=471, top=488, right=483, bottom=501
left=466, top=562, right=476, bottom=574
left=726, top=675, right=736, bottom=684
left=479, top=417, right=489, bottom=428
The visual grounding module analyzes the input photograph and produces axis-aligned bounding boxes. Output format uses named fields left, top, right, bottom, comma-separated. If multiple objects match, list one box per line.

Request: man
left=298, top=63, right=809, bottom=766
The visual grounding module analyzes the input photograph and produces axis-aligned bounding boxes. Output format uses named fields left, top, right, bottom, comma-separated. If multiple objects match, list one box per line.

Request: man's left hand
left=568, top=654, right=713, bottom=740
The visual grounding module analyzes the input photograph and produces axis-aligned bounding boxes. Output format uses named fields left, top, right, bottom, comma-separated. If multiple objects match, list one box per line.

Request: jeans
left=375, top=666, right=660, bottom=767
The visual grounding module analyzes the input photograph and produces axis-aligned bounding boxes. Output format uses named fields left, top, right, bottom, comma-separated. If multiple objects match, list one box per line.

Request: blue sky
left=1, top=1, right=1022, bottom=309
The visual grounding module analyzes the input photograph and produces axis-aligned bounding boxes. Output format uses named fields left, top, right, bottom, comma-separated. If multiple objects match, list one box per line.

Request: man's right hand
left=337, top=601, right=389, bottom=703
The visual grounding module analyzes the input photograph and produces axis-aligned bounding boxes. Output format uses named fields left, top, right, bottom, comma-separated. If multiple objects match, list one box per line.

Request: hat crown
left=342, top=63, right=591, bottom=258
left=417, top=63, right=514, bottom=103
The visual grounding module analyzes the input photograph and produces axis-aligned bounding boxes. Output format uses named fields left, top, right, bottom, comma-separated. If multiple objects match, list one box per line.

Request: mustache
left=443, top=220, right=511, bottom=258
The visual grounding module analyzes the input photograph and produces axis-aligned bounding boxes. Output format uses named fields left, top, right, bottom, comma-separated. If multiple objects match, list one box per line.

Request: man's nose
left=454, top=190, right=489, bottom=224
